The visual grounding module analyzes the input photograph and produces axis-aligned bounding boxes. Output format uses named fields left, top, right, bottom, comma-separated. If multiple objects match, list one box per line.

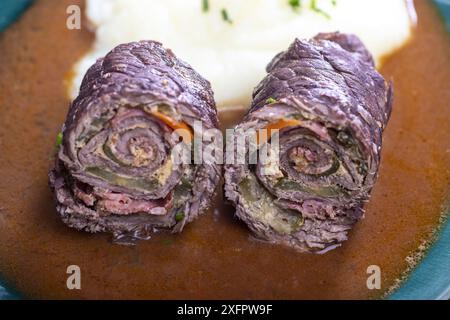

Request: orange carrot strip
left=257, top=118, right=302, bottom=145
left=151, top=111, right=193, bottom=143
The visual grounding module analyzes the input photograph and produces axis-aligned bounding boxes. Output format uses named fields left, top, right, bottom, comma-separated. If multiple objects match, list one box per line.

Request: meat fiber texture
left=225, top=32, right=393, bottom=253
left=49, top=41, right=220, bottom=243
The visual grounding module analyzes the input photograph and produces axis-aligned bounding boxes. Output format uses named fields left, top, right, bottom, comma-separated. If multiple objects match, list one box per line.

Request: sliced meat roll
left=225, top=33, right=393, bottom=253
left=49, top=41, right=220, bottom=243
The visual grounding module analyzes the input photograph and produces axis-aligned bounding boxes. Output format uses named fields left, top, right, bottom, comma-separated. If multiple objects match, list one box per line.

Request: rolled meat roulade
left=49, top=41, right=220, bottom=242
left=224, top=33, right=393, bottom=253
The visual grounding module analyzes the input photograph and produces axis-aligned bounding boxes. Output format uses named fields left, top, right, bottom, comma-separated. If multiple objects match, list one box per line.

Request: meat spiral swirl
left=225, top=33, right=393, bottom=253
left=49, top=41, right=221, bottom=242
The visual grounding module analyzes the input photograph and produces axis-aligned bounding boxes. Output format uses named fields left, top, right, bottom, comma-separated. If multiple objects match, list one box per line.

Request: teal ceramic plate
left=0, top=0, right=449, bottom=300
left=0, top=0, right=32, bottom=32
left=388, top=0, right=450, bottom=300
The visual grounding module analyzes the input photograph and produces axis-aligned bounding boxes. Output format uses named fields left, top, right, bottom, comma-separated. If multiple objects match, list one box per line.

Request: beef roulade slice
left=225, top=33, right=393, bottom=253
left=49, top=41, right=220, bottom=242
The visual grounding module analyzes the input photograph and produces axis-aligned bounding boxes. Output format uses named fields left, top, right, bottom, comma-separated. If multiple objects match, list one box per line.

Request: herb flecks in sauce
left=175, top=212, right=185, bottom=222
left=55, top=132, right=63, bottom=148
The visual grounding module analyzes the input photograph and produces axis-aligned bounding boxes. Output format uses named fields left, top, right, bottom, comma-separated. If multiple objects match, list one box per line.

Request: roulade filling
left=67, top=104, right=195, bottom=221
left=239, top=108, right=368, bottom=236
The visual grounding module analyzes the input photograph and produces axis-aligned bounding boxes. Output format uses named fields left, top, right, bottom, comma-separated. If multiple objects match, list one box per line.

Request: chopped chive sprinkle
left=266, top=97, right=278, bottom=104
left=288, top=0, right=301, bottom=11
left=310, top=0, right=331, bottom=19
left=221, top=8, right=233, bottom=24
left=162, top=239, right=174, bottom=246
left=55, top=132, right=63, bottom=148
left=202, top=0, right=209, bottom=12
left=175, top=212, right=185, bottom=222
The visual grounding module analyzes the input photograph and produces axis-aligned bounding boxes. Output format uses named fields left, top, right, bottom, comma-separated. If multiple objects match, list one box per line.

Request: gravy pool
left=0, top=0, right=449, bottom=299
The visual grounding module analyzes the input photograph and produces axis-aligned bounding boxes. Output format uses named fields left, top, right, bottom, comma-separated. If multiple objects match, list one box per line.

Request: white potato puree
left=70, top=0, right=415, bottom=106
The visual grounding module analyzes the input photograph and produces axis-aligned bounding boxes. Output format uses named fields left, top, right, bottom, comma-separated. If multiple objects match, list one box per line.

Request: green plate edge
left=0, top=0, right=32, bottom=32
left=388, top=0, right=450, bottom=300
left=0, top=0, right=449, bottom=300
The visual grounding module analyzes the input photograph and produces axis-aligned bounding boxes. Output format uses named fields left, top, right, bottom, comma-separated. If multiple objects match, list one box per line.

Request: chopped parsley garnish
left=289, top=0, right=335, bottom=18
left=175, top=212, right=185, bottom=222
left=162, top=238, right=174, bottom=246
left=288, top=0, right=302, bottom=11
left=221, top=8, right=233, bottom=24
left=55, top=132, right=63, bottom=148
left=202, top=0, right=209, bottom=13
left=310, top=0, right=331, bottom=19
left=266, top=97, right=278, bottom=104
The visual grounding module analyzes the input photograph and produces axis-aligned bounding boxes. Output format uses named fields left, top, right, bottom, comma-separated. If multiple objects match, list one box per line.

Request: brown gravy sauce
left=0, top=0, right=449, bottom=299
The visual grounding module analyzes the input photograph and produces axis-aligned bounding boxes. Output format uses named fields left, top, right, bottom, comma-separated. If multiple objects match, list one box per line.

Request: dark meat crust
left=252, top=32, right=392, bottom=147
left=225, top=33, right=393, bottom=253
left=250, top=32, right=393, bottom=188
left=49, top=41, right=220, bottom=241
left=69, top=40, right=218, bottom=131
